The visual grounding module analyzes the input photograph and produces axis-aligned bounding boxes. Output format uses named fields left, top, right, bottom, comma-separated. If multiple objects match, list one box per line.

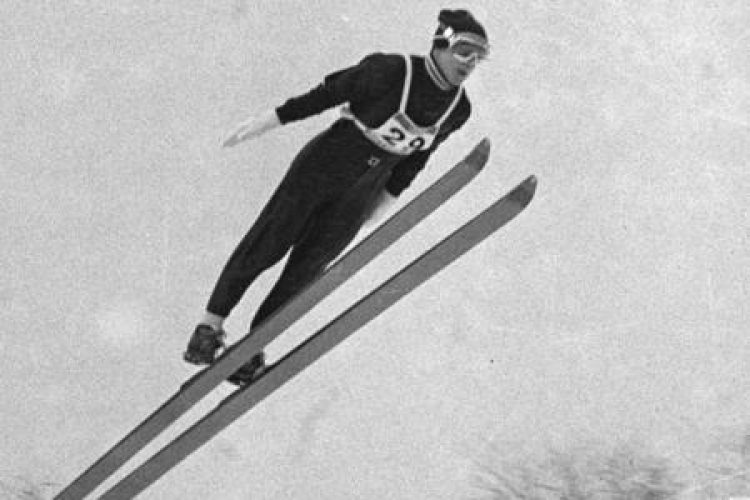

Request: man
left=184, top=9, right=490, bottom=385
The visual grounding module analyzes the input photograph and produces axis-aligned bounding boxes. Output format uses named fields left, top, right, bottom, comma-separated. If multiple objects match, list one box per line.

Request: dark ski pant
left=207, top=129, right=396, bottom=330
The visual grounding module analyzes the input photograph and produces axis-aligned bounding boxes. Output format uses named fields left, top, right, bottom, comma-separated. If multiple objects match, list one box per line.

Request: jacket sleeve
left=275, top=53, right=402, bottom=124
left=385, top=98, right=472, bottom=197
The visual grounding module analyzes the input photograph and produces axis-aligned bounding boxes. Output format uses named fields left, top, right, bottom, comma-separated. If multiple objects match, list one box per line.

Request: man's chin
left=449, top=74, right=467, bottom=86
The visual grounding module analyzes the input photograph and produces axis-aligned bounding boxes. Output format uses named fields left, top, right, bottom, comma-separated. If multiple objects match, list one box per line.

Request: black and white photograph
left=2, top=2, right=748, bottom=498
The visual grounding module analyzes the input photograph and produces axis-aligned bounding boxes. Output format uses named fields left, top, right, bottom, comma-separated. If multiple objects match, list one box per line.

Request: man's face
left=434, top=41, right=488, bottom=86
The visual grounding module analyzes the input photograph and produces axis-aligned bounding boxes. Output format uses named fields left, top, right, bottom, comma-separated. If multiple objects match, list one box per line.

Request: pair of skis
left=55, top=138, right=537, bottom=499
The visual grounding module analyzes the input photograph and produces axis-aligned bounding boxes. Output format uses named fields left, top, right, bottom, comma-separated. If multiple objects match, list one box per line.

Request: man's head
left=430, top=9, right=489, bottom=86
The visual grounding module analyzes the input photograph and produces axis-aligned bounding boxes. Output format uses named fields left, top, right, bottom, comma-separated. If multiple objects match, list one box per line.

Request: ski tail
left=54, top=138, right=490, bottom=500
left=98, top=175, right=537, bottom=499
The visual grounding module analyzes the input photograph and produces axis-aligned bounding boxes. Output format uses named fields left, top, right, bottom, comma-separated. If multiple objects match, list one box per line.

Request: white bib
left=342, top=54, right=463, bottom=156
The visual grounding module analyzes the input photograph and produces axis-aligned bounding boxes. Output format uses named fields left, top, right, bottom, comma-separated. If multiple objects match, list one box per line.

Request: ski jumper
left=207, top=52, right=472, bottom=328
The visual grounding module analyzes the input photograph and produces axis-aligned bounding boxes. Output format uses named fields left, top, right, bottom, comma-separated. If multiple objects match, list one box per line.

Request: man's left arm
left=363, top=113, right=470, bottom=228
left=359, top=146, right=436, bottom=230
left=384, top=98, right=471, bottom=198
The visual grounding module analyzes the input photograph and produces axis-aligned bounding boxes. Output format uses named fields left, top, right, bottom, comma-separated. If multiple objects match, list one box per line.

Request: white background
left=1, top=1, right=748, bottom=498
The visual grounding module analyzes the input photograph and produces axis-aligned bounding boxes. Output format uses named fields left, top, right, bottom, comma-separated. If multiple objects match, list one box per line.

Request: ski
left=99, top=175, right=537, bottom=499
left=55, top=138, right=490, bottom=500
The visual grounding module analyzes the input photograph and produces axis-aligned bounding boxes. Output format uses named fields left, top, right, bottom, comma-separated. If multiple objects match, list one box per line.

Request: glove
left=362, top=190, right=398, bottom=230
left=222, top=109, right=281, bottom=148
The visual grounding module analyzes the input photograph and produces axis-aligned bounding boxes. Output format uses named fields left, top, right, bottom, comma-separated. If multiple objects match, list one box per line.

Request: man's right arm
left=223, top=53, right=401, bottom=147
left=275, top=52, right=401, bottom=124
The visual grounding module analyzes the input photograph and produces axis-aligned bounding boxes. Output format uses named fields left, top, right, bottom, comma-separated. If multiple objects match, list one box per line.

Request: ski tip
left=523, top=175, right=538, bottom=197
left=508, top=175, right=538, bottom=207
left=466, top=137, right=491, bottom=172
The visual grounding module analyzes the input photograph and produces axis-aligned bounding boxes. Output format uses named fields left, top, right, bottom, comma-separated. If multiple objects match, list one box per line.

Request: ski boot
left=184, top=324, right=226, bottom=365
left=227, top=352, right=267, bottom=386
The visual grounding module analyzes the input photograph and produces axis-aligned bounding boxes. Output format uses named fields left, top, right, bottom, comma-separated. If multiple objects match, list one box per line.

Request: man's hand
left=222, top=110, right=281, bottom=148
left=362, top=190, right=398, bottom=230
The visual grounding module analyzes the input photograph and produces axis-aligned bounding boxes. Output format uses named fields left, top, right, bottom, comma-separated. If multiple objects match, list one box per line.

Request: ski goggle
left=449, top=41, right=489, bottom=64
left=434, top=26, right=490, bottom=64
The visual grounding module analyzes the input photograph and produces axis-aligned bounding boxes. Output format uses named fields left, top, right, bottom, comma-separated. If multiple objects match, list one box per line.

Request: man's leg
left=186, top=149, right=324, bottom=365
left=184, top=189, right=309, bottom=365
left=226, top=149, right=393, bottom=384
left=250, top=162, right=393, bottom=329
left=226, top=197, right=373, bottom=385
